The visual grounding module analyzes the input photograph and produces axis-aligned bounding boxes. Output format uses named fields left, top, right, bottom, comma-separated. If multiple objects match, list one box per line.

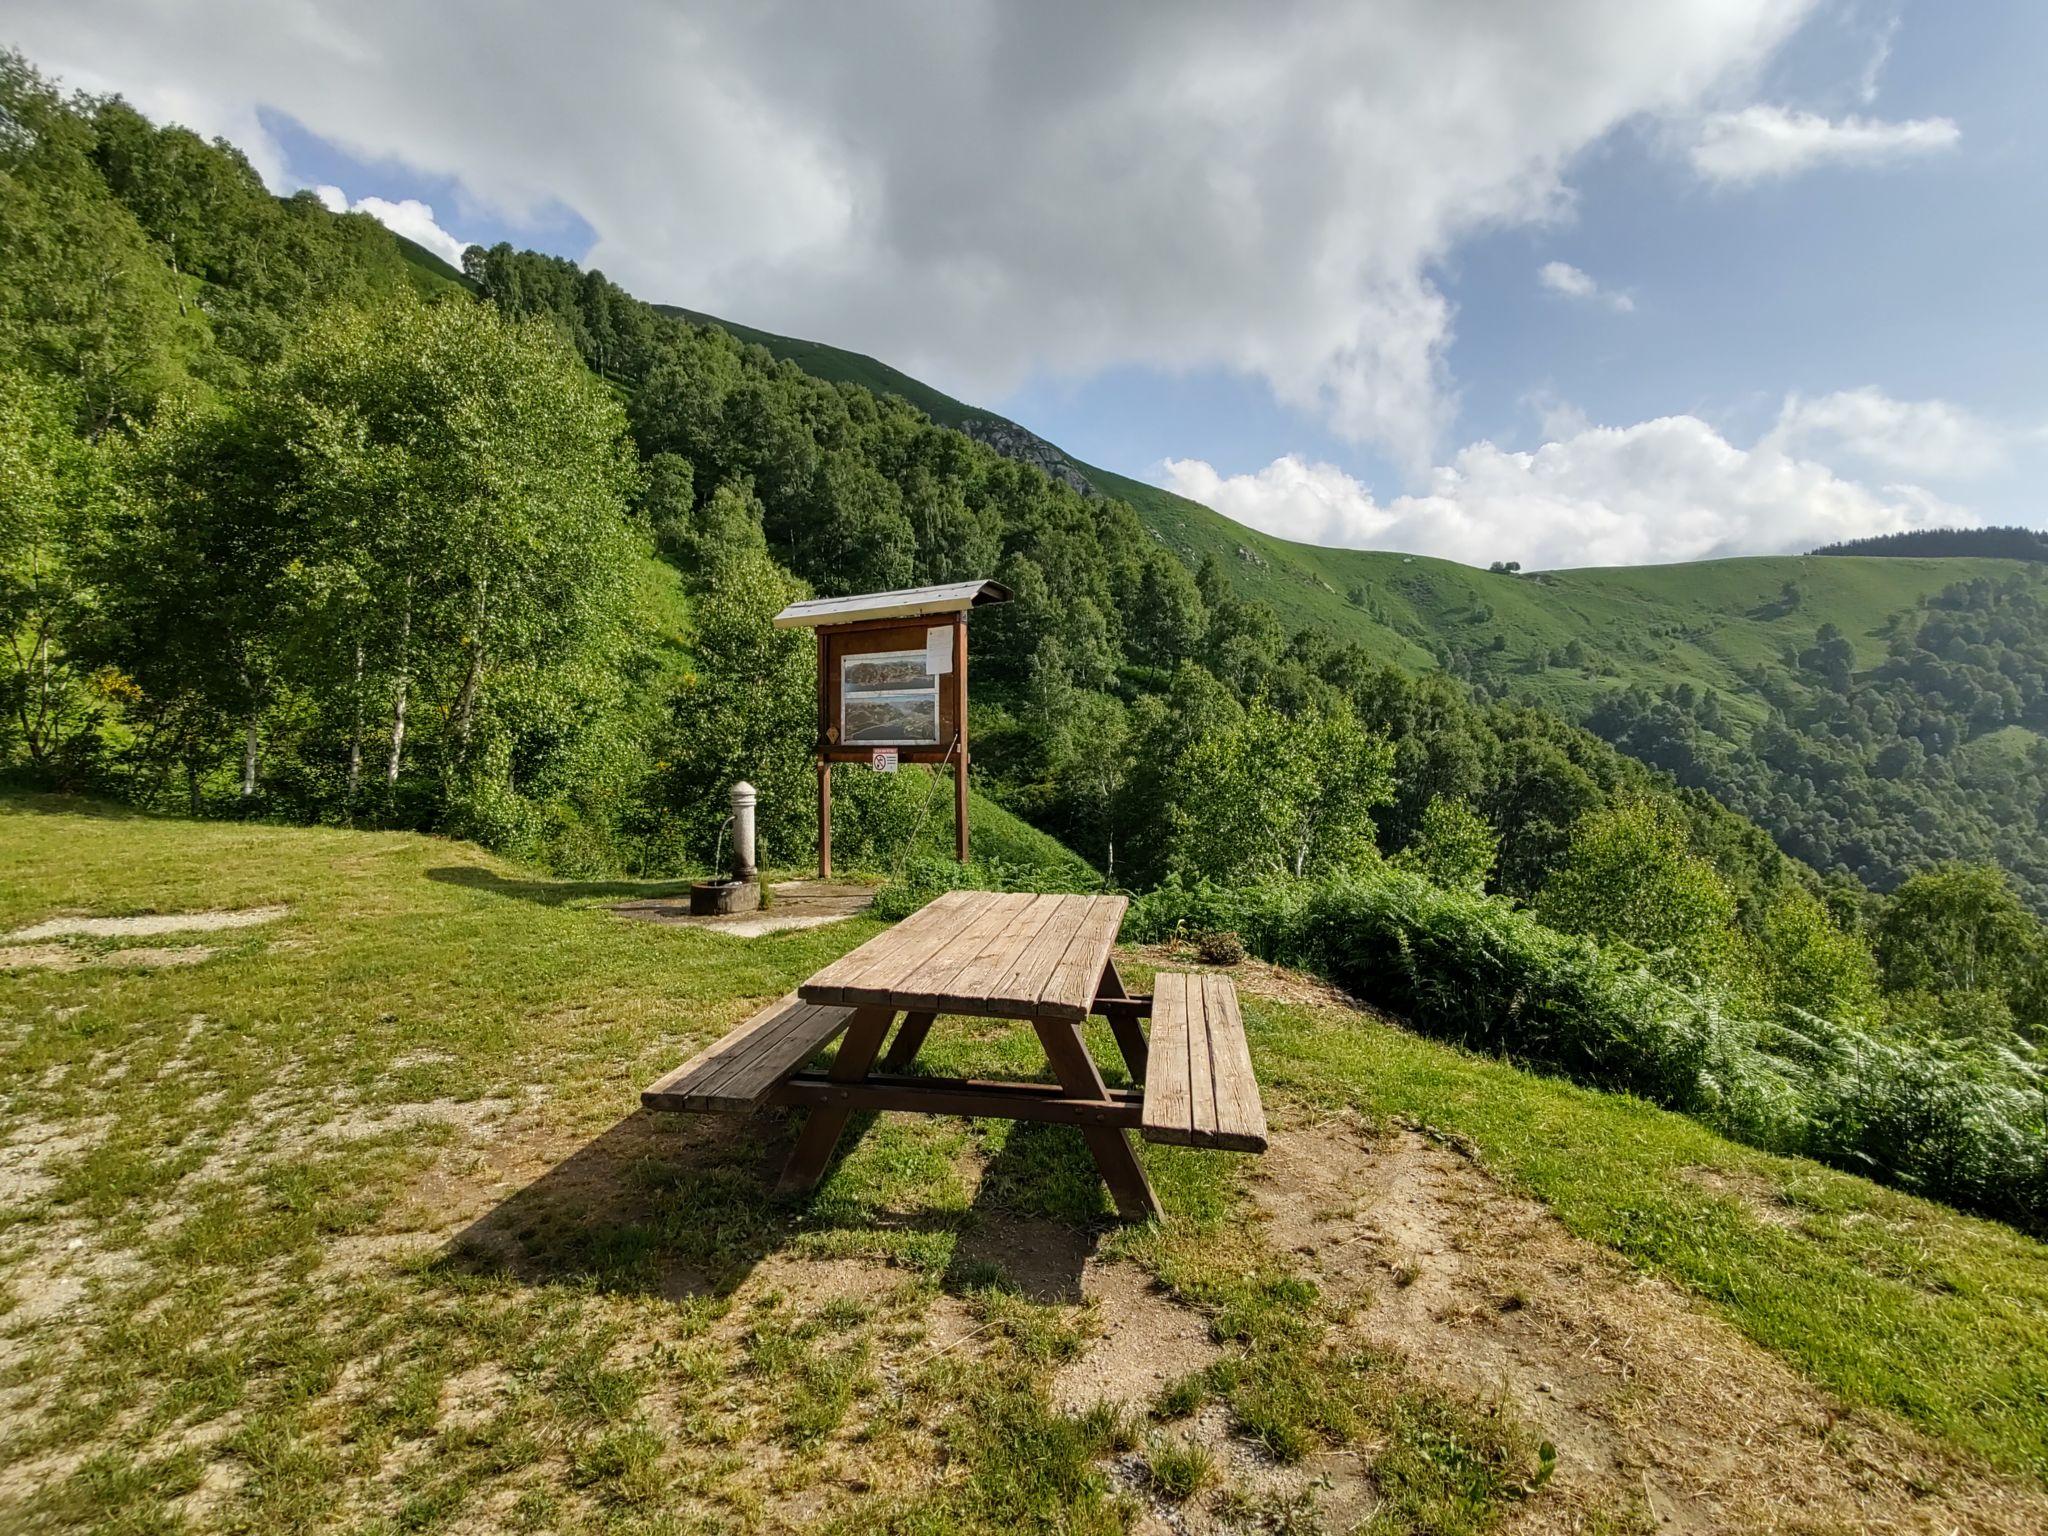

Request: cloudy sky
left=11, top=1, right=2044, bottom=568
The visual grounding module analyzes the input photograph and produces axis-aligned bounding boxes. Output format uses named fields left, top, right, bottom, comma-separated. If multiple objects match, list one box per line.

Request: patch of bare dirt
left=0, top=943, right=217, bottom=971
left=4, top=906, right=288, bottom=941
left=1247, top=1117, right=2048, bottom=1535
left=0, top=1116, right=111, bottom=1206
left=1051, top=1260, right=1222, bottom=1415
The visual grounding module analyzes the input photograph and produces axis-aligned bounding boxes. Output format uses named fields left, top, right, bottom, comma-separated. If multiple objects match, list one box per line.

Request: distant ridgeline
left=1812, top=526, right=2048, bottom=561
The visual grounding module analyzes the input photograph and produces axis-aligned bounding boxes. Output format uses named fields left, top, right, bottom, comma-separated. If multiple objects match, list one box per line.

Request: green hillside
left=670, top=312, right=2030, bottom=713
left=389, top=229, right=477, bottom=295
left=672, top=305, right=2048, bottom=902
left=658, top=305, right=995, bottom=433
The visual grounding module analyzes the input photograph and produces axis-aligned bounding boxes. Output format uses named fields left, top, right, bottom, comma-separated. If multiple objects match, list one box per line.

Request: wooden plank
left=671, top=1000, right=850, bottom=1109
left=801, top=889, right=991, bottom=1002
left=1140, top=972, right=1194, bottom=1144
left=641, top=995, right=854, bottom=1112
left=643, top=995, right=816, bottom=1104
left=984, top=896, right=1093, bottom=1018
left=771, top=1073, right=1144, bottom=1127
left=930, top=892, right=1066, bottom=1012
left=824, top=890, right=1002, bottom=1005
left=1039, top=896, right=1129, bottom=1019
left=698, top=1002, right=851, bottom=1108
left=893, top=892, right=1036, bottom=1010
left=1188, top=973, right=1220, bottom=1144
left=836, top=888, right=996, bottom=992
left=1203, top=975, right=1268, bottom=1151
left=1139, top=973, right=1266, bottom=1152
left=797, top=890, right=961, bottom=997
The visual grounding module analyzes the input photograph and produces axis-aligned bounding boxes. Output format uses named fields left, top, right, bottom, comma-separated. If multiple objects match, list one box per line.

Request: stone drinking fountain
left=689, top=781, right=762, bottom=915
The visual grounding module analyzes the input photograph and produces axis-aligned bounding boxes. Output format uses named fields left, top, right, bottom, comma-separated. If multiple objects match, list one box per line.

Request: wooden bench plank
left=1202, top=975, right=1266, bottom=1148
left=1141, top=972, right=1267, bottom=1152
left=642, top=994, right=857, bottom=1113
left=1144, top=971, right=1194, bottom=1137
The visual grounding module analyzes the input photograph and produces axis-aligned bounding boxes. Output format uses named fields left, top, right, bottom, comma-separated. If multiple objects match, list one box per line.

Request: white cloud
left=312, top=185, right=470, bottom=267
left=1768, top=388, right=2009, bottom=479
left=4, top=0, right=1818, bottom=471
left=1537, top=260, right=1634, bottom=313
left=1160, top=414, right=1970, bottom=570
left=361, top=196, right=469, bottom=267
left=1688, top=104, right=1958, bottom=185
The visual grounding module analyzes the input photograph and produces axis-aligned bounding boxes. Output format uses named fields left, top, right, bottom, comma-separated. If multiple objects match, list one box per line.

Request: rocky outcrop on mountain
left=961, top=417, right=1099, bottom=498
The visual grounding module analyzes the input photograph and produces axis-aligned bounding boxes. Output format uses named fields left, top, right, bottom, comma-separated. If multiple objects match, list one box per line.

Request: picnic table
left=643, top=890, right=1268, bottom=1221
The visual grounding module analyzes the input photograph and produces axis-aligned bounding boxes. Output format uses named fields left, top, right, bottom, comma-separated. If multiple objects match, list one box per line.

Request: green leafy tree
left=1875, top=864, right=2043, bottom=1011
left=0, top=369, right=110, bottom=780
left=1537, top=801, right=1737, bottom=964
left=1751, top=885, right=1881, bottom=1023
left=1392, top=797, right=1499, bottom=892
left=1168, top=699, right=1393, bottom=883
left=660, top=547, right=817, bottom=864
left=111, top=297, right=638, bottom=827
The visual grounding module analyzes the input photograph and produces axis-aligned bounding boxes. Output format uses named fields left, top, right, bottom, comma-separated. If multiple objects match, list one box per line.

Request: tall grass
left=1125, top=868, right=2048, bottom=1231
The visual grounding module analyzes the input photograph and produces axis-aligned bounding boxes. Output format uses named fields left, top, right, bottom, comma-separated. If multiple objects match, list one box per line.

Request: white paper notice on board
left=924, top=625, right=953, bottom=674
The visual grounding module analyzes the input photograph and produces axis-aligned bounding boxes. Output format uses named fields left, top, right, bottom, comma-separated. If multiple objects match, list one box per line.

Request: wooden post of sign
left=953, top=614, right=969, bottom=865
left=817, top=632, right=832, bottom=879
left=818, top=758, right=832, bottom=878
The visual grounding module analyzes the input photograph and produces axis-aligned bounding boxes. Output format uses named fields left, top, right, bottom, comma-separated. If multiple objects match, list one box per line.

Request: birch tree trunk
left=345, top=640, right=365, bottom=813
left=386, top=586, right=413, bottom=787
left=241, top=714, right=259, bottom=800
left=450, top=577, right=489, bottom=766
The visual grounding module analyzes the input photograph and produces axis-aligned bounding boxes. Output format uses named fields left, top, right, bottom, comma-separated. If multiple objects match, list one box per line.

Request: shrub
left=1126, top=867, right=2048, bottom=1232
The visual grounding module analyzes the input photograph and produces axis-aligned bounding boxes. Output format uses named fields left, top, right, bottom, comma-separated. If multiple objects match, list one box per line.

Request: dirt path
left=1245, top=1117, right=2047, bottom=1535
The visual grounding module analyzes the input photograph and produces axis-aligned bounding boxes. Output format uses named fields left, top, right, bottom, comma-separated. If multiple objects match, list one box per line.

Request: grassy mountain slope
left=662, top=294, right=2035, bottom=734
left=657, top=305, right=994, bottom=432
left=4, top=802, right=2046, bottom=1531
left=389, top=230, right=477, bottom=295
left=673, top=309, right=2031, bottom=724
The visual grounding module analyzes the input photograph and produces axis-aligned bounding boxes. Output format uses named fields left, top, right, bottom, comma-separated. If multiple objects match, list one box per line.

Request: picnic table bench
left=642, top=890, right=1268, bottom=1220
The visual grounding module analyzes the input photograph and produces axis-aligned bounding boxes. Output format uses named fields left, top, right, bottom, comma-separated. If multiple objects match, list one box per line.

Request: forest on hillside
left=1589, top=573, right=2048, bottom=911
left=3, top=52, right=2046, bottom=1228
left=1811, top=526, right=2048, bottom=561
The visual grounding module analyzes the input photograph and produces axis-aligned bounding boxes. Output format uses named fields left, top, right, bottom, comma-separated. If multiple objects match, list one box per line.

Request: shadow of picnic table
left=440, top=1105, right=1109, bottom=1305
left=425, top=865, right=696, bottom=909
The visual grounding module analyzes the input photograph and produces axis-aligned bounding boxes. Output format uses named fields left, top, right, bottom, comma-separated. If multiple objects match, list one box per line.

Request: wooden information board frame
left=773, top=580, right=1009, bottom=878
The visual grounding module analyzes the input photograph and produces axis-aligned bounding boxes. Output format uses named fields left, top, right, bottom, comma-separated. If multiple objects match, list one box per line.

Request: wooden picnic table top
left=798, top=889, right=1128, bottom=1022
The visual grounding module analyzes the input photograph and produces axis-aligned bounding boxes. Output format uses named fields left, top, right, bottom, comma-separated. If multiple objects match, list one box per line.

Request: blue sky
left=1006, top=3, right=2046, bottom=524
left=13, top=0, right=2042, bottom=568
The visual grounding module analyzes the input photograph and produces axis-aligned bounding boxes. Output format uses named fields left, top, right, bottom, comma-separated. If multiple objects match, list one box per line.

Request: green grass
left=3, top=801, right=2044, bottom=1532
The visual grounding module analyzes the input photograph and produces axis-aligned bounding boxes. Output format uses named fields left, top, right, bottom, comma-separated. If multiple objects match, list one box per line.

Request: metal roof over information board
left=772, top=579, right=1011, bottom=630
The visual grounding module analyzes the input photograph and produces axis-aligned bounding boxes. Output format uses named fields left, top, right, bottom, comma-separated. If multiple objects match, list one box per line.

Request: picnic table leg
left=878, top=1010, right=937, bottom=1072
left=1033, top=1016, right=1162, bottom=1223
left=1094, top=959, right=1148, bottom=1085
left=775, top=1005, right=896, bottom=1196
